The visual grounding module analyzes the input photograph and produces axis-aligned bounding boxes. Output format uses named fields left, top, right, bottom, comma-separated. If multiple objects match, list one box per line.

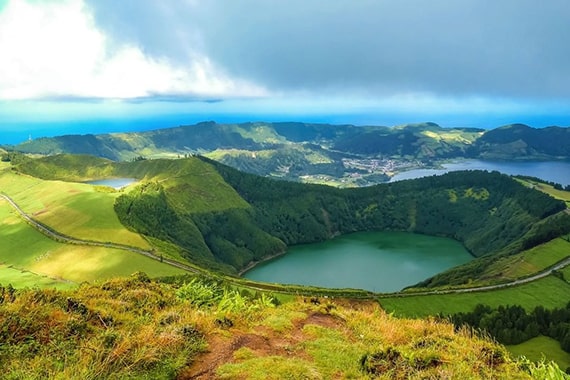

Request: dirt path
left=177, top=311, right=345, bottom=379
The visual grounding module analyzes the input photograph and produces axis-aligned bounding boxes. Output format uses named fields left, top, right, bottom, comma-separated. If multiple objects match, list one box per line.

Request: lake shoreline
left=84, top=177, right=137, bottom=189
left=390, top=159, right=570, bottom=186
left=242, top=231, right=473, bottom=293
left=239, top=249, right=288, bottom=276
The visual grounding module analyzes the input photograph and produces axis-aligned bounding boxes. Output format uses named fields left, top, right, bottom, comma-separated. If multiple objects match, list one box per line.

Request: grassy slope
left=0, top=169, right=150, bottom=249
left=517, top=178, right=570, bottom=208
left=480, top=238, right=570, bottom=281
left=508, top=336, right=570, bottom=370
left=0, top=265, right=72, bottom=290
left=122, top=157, right=250, bottom=214
left=0, top=276, right=534, bottom=379
left=380, top=275, right=570, bottom=318
left=0, top=200, right=185, bottom=286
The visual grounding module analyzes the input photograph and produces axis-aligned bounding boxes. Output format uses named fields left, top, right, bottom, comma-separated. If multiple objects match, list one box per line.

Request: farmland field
left=0, top=198, right=186, bottom=286
left=507, top=336, right=570, bottom=370
left=380, top=275, right=570, bottom=317
left=0, top=170, right=150, bottom=249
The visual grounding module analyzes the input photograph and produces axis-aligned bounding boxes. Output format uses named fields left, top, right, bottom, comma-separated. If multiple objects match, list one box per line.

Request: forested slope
left=210, top=158, right=565, bottom=257
left=473, top=124, right=570, bottom=159
left=13, top=154, right=568, bottom=286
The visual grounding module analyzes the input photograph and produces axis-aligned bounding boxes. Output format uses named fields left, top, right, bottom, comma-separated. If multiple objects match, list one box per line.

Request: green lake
left=242, top=231, right=473, bottom=293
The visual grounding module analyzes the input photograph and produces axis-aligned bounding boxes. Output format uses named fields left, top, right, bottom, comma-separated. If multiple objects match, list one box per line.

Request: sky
left=1, top=0, right=569, bottom=143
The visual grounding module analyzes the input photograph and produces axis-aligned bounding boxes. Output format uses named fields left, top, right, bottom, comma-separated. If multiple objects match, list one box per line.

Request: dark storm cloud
left=86, top=0, right=570, bottom=99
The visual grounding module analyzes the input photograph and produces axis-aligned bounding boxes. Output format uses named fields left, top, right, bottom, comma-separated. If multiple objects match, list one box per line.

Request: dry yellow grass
left=0, top=276, right=553, bottom=379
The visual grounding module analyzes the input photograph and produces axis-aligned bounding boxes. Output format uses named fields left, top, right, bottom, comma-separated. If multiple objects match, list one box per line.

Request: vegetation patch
left=508, top=336, right=570, bottom=371
left=0, top=197, right=184, bottom=285
left=380, top=275, right=570, bottom=318
left=0, top=169, right=150, bottom=249
left=481, top=238, right=570, bottom=281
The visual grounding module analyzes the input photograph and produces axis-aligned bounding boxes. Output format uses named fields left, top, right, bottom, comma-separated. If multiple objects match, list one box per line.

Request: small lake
left=243, top=232, right=473, bottom=293
left=390, top=160, right=570, bottom=187
left=85, top=178, right=137, bottom=189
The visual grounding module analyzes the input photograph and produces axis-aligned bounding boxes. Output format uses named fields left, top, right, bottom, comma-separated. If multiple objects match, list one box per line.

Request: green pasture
left=507, top=336, right=570, bottom=370
left=233, top=123, right=285, bottom=143
left=0, top=170, right=150, bottom=249
left=205, top=149, right=275, bottom=161
left=380, top=275, right=570, bottom=318
left=534, top=183, right=570, bottom=203
left=31, top=245, right=186, bottom=283
left=0, top=265, right=72, bottom=289
left=560, top=265, right=570, bottom=279
left=0, top=200, right=185, bottom=286
left=482, top=238, right=570, bottom=281
left=0, top=201, right=63, bottom=268
left=517, top=178, right=570, bottom=207
left=152, top=159, right=250, bottom=214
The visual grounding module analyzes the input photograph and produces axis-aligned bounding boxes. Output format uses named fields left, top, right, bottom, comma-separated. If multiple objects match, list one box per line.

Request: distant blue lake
left=85, top=178, right=136, bottom=189
left=390, top=160, right=570, bottom=187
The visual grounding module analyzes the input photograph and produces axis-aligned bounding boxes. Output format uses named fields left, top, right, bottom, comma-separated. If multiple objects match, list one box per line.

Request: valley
left=2, top=125, right=570, bottom=375
left=2, top=1, right=568, bottom=376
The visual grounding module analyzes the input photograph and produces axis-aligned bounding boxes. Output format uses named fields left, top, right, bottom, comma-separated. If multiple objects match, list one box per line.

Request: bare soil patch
left=178, top=311, right=347, bottom=379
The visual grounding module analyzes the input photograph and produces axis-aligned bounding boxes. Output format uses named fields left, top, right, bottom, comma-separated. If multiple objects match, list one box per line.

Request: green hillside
left=0, top=162, right=187, bottom=287
left=1, top=275, right=548, bottom=379
left=4, top=153, right=570, bottom=375
left=473, top=124, right=570, bottom=159
left=2, top=122, right=481, bottom=185
left=12, top=154, right=569, bottom=286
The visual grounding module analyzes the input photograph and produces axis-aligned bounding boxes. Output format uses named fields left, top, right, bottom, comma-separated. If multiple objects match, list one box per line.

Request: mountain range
left=5, top=122, right=569, bottom=186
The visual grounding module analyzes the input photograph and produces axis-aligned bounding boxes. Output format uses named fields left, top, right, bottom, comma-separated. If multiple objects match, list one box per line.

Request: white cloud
left=0, top=0, right=266, bottom=100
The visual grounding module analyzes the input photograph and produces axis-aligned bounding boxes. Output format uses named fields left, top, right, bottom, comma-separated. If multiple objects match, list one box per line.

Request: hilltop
left=6, top=121, right=569, bottom=186
left=0, top=273, right=548, bottom=379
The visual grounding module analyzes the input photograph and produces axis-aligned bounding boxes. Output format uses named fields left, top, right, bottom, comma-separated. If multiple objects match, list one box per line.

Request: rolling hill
left=472, top=124, right=570, bottom=159
left=4, top=153, right=570, bottom=376
left=11, top=154, right=570, bottom=286
left=6, top=121, right=569, bottom=187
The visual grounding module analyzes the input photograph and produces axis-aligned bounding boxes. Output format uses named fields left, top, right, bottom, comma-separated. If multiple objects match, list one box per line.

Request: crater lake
left=242, top=231, right=473, bottom=293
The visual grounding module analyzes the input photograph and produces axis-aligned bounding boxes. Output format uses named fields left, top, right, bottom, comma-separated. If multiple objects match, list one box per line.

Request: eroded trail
left=178, top=311, right=346, bottom=380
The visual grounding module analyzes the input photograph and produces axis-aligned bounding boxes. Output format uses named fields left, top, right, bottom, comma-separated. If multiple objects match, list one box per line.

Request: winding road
left=0, top=193, right=200, bottom=274
left=388, top=254, right=570, bottom=298
left=2, top=192, right=569, bottom=297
